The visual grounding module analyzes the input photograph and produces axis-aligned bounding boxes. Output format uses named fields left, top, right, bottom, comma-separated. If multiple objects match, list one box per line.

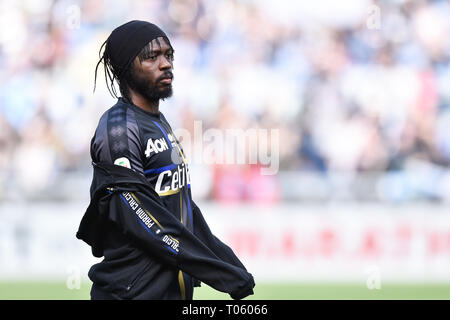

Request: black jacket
left=76, top=161, right=254, bottom=300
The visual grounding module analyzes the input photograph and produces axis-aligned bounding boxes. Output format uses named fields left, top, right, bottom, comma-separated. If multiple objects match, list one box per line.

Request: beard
left=127, top=70, right=173, bottom=102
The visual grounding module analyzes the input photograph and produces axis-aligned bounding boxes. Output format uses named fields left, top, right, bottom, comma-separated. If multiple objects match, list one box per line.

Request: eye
left=149, top=55, right=157, bottom=61
left=166, top=52, right=174, bottom=61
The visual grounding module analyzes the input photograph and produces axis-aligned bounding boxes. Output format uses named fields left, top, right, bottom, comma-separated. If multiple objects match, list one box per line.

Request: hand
left=230, top=274, right=255, bottom=300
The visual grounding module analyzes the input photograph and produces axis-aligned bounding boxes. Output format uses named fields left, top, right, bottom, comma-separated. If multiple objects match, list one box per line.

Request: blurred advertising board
left=0, top=203, right=450, bottom=283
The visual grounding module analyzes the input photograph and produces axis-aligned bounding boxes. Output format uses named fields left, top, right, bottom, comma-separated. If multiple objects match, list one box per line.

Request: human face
left=128, top=37, right=174, bottom=101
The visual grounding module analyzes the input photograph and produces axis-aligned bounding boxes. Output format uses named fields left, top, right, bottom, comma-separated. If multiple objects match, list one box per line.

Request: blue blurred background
left=1, top=0, right=450, bottom=299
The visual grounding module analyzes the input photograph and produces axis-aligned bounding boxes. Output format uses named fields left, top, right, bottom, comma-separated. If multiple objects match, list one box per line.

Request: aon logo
left=145, top=137, right=169, bottom=157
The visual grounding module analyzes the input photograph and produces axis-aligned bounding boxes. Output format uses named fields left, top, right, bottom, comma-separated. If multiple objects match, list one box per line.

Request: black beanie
left=105, top=20, right=171, bottom=77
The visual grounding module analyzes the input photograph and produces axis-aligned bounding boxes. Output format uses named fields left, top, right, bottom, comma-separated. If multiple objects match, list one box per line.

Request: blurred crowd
left=1, top=0, right=450, bottom=203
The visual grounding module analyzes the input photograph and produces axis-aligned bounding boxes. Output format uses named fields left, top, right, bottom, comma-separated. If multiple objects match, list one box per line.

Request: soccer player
left=76, top=20, right=255, bottom=300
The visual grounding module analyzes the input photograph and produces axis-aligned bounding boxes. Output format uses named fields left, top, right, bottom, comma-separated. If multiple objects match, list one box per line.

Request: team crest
left=114, top=157, right=131, bottom=169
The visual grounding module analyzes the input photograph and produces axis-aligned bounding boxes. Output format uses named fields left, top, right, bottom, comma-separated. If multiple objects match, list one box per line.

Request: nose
left=160, top=55, right=172, bottom=70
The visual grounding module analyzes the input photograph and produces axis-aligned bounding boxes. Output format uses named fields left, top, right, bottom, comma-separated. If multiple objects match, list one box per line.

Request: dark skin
left=128, top=37, right=174, bottom=114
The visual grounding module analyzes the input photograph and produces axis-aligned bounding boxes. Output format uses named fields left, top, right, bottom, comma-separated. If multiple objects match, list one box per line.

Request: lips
left=159, top=73, right=173, bottom=85
left=159, top=78, right=172, bottom=84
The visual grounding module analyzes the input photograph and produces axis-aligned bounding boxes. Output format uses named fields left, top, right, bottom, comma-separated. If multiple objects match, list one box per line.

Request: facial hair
left=128, top=70, right=173, bottom=102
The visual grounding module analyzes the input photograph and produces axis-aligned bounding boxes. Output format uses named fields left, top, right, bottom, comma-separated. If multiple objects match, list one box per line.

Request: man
left=76, top=20, right=255, bottom=300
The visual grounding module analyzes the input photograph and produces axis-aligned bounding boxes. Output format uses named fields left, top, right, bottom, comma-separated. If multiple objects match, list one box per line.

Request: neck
left=128, top=90, right=159, bottom=114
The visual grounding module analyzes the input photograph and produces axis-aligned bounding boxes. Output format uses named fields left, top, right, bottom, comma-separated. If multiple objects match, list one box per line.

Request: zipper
left=178, top=270, right=186, bottom=300
left=125, top=260, right=152, bottom=292
left=159, top=119, right=188, bottom=300
left=178, top=191, right=186, bottom=299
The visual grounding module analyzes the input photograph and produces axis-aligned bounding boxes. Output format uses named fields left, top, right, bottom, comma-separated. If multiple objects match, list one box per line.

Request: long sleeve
left=191, top=200, right=248, bottom=271
left=104, top=187, right=255, bottom=299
